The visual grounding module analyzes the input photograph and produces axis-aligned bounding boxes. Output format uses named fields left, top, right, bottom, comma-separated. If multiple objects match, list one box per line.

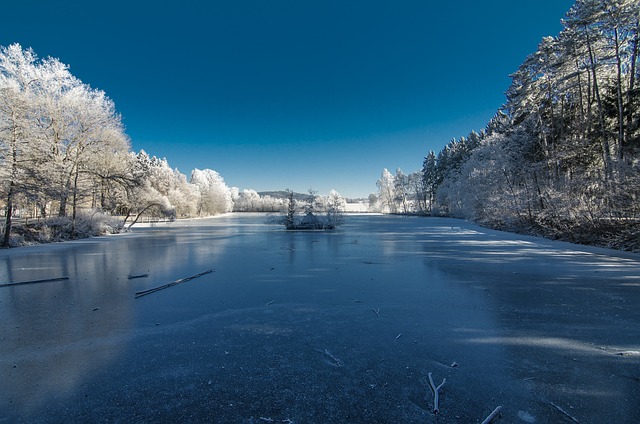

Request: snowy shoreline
left=129, top=212, right=234, bottom=228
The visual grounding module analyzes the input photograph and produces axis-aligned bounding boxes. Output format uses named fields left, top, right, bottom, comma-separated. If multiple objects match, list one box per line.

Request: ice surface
left=1, top=214, right=639, bottom=423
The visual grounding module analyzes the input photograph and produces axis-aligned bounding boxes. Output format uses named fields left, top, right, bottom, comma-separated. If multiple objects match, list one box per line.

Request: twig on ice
left=134, top=269, right=214, bottom=298
left=259, top=417, right=274, bottom=422
left=550, top=401, right=580, bottom=423
left=0, top=276, right=69, bottom=288
left=615, top=350, right=640, bottom=356
left=371, top=308, right=380, bottom=317
left=427, top=372, right=446, bottom=413
left=481, top=405, right=502, bottom=424
left=324, top=349, right=343, bottom=367
left=128, top=273, right=149, bottom=279
left=266, top=300, right=275, bottom=306
left=395, top=333, right=402, bottom=339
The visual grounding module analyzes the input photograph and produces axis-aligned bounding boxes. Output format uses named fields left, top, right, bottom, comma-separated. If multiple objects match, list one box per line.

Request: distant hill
left=257, top=191, right=309, bottom=201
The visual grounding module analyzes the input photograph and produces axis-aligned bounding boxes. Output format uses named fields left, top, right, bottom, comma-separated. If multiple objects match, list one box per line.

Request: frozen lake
left=1, top=213, right=639, bottom=423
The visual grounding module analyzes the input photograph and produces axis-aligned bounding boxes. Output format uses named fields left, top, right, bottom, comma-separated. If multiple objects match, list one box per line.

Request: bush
left=8, top=211, right=124, bottom=246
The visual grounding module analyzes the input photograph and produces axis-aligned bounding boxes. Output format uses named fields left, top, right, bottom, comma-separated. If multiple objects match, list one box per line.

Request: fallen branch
left=324, top=349, right=343, bottom=367
left=615, top=350, right=640, bottom=356
left=134, top=269, right=214, bottom=298
left=371, top=308, right=380, bottom=317
left=427, top=372, right=446, bottom=413
left=550, top=401, right=580, bottom=423
left=125, top=202, right=169, bottom=230
left=481, top=406, right=502, bottom=424
left=0, top=276, right=69, bottom=288
left=128, top=273, right=149, bottom=280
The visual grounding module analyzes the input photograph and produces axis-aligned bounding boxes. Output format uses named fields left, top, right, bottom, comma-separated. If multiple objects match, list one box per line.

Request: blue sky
left=2, top=1, right=575, bottom=198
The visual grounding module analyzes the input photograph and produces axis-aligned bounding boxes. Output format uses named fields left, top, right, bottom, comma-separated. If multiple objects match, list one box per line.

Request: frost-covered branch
left=481, top=406, right=502, bottom=424
left=134, top=269, right=214, bottom=298
left=0, top=276, right=69, bottom=288
left=427, top=372, right=446, bottom=413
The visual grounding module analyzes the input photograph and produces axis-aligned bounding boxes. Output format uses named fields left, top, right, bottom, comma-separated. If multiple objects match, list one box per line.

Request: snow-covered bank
left=1, top=214, right=638, bottom=423
left=129, top=213, right=234, bottom=228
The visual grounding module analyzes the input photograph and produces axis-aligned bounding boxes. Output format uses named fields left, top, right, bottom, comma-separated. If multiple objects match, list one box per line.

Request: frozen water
left=1, top=214, right=639, bottom=423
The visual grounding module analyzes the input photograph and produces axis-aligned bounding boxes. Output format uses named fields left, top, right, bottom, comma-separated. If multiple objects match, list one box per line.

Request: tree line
left=375, top=0, right=639, bottom=251
left=0, top=44, right=236, bottom=246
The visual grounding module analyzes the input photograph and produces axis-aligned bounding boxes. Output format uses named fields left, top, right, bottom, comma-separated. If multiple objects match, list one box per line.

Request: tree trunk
left=38, top=202, right=47, bottom=219
left=121, top=208, right=132, bottom=228
left=586, top=60, right=593, bottom=137
left=71, top=168, right=80, bottom=235
left=586, top=29, right=612, bottom=179
left=58, top=189, right=68, bottom=217
left=2, top=127, right=20, bottom=248
left=627, top=27, right=638, bottom=145
left=100, top=181, right=107, bottom=210
left=575, top=60, right=586, bottom=138
left=2, top=183, right=15, bottom=248
left=127, top=203, right=164, bottom=230
left=614, top=27, right=625, bottom=160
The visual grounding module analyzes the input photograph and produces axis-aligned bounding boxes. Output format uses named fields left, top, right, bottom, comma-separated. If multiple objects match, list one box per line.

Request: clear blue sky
left=2, top=1, right=575, bottom=198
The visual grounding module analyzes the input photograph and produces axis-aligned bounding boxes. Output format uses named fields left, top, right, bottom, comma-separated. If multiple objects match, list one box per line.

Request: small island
left=279, top=189, right=345, bottom=230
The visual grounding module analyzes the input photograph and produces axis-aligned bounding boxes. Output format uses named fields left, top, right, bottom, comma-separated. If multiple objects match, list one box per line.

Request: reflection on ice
left=463, top=336, right=610, bottom=356
left=1, top=214, right=639, bottom=423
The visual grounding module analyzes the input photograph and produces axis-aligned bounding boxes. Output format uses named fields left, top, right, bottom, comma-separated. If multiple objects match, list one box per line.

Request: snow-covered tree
left=0, top=44, right=42, bottom=246
left=234, top=189, right=261, bottom=212
left=407, top=170, right=426, bottom=213
left=325, top=189, right=346, bottom=227
left=421, top=151, right=437, bottom=213
left=376, top=168, right=396, bottom=213
left=113, top=151, right=174, bottom=228
left=168, top=171, right=199, bottom=218
left=190, top=168, right=233, bottom=216
left=394, top=168, right=409, bottom=214
left=1, top=44, right=132, bottom=243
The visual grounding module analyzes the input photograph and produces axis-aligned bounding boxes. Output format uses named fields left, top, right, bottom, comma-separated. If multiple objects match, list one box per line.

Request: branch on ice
left=481, top=405, right=503, bottom=424
left=134, top=269, right=214, bottom=298
left=0, top=276, right=69, bottom=288
left=427, top=372, right=446, bottom=413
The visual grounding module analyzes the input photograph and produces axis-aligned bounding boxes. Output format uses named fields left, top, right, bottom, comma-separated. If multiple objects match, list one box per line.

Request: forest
left=0, top=44, right=244, bottom=246
left=374, top=0, right=640, bottom=252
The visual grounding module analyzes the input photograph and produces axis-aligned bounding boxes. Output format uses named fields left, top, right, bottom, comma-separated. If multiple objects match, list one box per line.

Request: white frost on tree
left=190, top=168, right=233, bottom=216
left=376, top=168, right=396, bottom=213
left=0, top=44, right=131, bottom=244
